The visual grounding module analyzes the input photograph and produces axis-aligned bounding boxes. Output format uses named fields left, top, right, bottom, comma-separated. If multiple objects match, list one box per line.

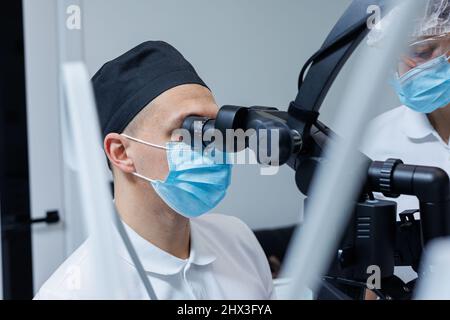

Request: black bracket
left=2, top=210, right=60, bottom=232
left=29, top=210, right=60, bottom=225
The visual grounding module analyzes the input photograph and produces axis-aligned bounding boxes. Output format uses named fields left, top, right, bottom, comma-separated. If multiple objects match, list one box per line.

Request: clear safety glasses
left=398, top=34, right=450, bottom=76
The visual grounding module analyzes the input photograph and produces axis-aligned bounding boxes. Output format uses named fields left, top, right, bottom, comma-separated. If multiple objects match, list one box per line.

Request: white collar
left=400, top=106, right=436, bottom=140
left=116, top=219, right=217, bottom=275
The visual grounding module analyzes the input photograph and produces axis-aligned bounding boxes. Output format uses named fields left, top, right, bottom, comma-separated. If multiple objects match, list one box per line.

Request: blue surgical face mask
left=392, top=54, right=450, bottom=114
left=122, top=134, right=233, bottom=218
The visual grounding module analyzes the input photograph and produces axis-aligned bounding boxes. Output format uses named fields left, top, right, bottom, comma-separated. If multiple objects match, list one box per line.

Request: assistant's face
left=398, top=35, right=450, bottom=76
left=126, top=84, right=219, bottom=182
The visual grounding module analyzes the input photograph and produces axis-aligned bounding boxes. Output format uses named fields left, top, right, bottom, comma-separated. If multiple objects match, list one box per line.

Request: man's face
left=115, top=84, right=219, bottom=182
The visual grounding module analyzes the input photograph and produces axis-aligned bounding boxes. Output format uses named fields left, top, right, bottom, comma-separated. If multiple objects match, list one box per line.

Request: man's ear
left=104, top=133, right=135, bottom=173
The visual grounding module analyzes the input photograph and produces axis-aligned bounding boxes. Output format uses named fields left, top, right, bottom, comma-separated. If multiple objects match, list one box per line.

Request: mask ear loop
left=121, top=133, right=168, bottom=183
left=131, top=172, right=159, bottom=183
left=121, top=133, right=168, bottom=150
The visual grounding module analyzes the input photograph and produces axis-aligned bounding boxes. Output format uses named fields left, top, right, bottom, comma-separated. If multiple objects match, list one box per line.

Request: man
left=35, top=41, right=274, bottom=299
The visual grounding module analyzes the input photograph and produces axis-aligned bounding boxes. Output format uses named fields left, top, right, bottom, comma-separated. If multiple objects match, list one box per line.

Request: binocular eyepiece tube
left=181, top=105, right=303, bottom=166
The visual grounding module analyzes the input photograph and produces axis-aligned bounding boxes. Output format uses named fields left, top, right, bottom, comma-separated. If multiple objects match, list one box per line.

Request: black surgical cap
left=92, top=41, right=208, bottom=138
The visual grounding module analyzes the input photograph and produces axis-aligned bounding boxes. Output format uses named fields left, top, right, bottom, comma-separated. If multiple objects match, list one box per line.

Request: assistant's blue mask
left=392, top=54, right=450, bottom=114
left=122, top=134, right=232, bottom=218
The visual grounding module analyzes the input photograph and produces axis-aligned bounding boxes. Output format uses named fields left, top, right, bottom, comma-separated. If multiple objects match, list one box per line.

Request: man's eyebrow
left=167, top=105, right=217, bottom=130
left=168, top=112, right=192, bottom=129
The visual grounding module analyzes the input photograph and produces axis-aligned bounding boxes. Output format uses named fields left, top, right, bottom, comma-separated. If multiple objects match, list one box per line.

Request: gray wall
left=82, top=0, right=358, bottom=229
left=23, top=0, right=67, bottom=292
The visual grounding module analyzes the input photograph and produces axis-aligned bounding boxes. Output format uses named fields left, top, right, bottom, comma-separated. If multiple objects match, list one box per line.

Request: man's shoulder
left=193, top=214, right=273, bottom=289
left=194, top=213, right=247, bottom=227
left=192, top=213, right=266, bottom=262
left=34, top=240, right=91, bottom=300
left=193, top=213, right=254, bottom=240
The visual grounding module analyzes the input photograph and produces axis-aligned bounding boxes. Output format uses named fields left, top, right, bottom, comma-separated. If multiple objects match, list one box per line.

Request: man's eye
left=411, top=48, right=432, bottom=57
left=409, top=44, right=439, bottom=61
left=413, top=51, right=433, bottom=60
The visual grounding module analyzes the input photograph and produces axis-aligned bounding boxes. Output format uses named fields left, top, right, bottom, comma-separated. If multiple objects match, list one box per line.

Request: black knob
left=29, top=210, right=60, bottom=225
